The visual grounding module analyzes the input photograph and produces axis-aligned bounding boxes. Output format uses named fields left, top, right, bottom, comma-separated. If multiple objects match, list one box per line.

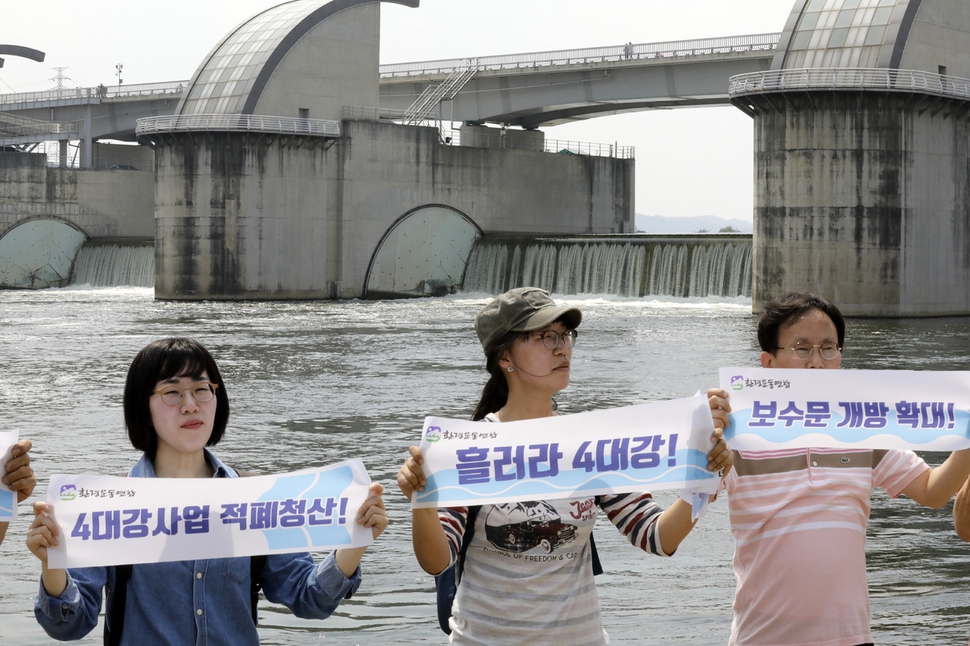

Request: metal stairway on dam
left=403, top=58, right=478, bottom=125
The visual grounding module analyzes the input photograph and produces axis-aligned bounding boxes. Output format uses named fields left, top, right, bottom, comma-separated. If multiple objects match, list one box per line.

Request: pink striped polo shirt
left=724, top=447, right=928, bottom=646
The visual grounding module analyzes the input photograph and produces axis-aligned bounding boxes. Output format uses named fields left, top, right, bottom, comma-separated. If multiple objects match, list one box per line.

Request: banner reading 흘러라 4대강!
left=45, top=458, right=374, bottom=569
left=412, top=393, right=720, bottom=509
left=0, top=430, right=19, bottom=521
left=719, top=368, right=970, bottom=451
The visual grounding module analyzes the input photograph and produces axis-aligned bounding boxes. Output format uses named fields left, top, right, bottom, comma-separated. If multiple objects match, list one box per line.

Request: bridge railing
left=0, top=32, right=783, bottom=107
left=380, top=33, right=780, bottom=78
left=729, top=68, right=970, bottom=100
left=135, top=114, right=341, bottom=137
left=343, top=107, right=632, bottom=158
left=542, top=138, right=634, bottom=159
left=342, top=105, right=408, bottom=121
left=440, top=127, right=633, bottom=158
left=0, top=80, right=187, bottom=107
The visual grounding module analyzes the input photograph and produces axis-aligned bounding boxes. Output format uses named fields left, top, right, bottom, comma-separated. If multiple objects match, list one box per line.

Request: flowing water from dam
left=70, top=242, right=154, bottom=288
left=1, top=288, right=970, bottom=644
left=63, top=234, right=753, bottom=299
left=462, top=234, right=752, bottom=298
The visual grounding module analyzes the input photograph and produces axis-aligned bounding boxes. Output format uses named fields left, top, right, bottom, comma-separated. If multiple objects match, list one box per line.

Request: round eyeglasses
left=154, top=382, right=218, bottom=406
left=529, top=329, right=578, bottom=350
left=777, top=344, right=841, bottom=361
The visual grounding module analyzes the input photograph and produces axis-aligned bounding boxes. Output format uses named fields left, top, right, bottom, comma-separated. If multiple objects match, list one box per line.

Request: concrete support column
left=81, top=105, right=93, bottom=169
left=58, top=139, right=68, bottom=168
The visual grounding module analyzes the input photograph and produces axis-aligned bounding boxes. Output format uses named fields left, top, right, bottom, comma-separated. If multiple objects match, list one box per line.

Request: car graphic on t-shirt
left=483, top=501, right=578, bottom=553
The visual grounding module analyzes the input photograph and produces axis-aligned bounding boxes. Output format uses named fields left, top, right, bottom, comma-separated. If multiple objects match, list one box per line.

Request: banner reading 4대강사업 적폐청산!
left=719, top=367, right=970, bottom=451
left=45, top=458, right=375, bottom=569
left=412, top=393, right=720, bottom=509
left=0, top=430, right=19, bottom=521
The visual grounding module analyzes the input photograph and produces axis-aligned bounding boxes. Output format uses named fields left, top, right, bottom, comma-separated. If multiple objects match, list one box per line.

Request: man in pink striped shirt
left=709, top=292, right=970, bottom=646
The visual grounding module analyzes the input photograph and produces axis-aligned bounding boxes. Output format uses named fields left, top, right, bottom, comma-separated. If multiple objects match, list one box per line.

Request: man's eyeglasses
left=154, top=382, right=218, bottom=406
left=528, top=329, right=578, bottom=350
left=777, top=344, right=841, bottom=361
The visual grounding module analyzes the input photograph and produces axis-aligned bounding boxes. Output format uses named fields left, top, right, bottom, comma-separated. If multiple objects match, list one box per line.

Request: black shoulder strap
left=455, top=505, right=480, bottom=583
left=104, top=564, right=132, bottom=646
left=250, top=554, right=267, bottom=624
left=589, top=531, right=603, bottom=576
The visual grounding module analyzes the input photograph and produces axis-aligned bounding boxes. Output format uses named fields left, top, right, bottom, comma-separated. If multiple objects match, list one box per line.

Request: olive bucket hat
left=474, top=287, right=582, bottom=350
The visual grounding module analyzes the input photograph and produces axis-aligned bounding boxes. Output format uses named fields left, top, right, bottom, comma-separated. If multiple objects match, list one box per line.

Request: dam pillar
left=736, top=87, right=970, bottom=317
left=152, top=131, right=336, bottom=300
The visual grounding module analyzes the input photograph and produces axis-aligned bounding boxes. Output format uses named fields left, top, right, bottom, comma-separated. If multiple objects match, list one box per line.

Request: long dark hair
left=471, top=330, right=521, bottom=421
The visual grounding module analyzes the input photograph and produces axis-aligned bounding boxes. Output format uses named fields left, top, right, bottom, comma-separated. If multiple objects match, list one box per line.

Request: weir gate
left=52, top=234, right=754, bottom=302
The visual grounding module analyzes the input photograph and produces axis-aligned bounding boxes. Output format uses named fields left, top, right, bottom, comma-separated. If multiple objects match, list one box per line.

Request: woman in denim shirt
left=27, top=337, right=387, bottom=645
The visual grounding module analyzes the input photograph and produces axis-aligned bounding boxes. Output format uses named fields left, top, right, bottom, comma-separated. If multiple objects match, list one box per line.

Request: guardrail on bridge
left=0, top=80, right=185, bottom=107
left=380, top=33, right=780, bottom=78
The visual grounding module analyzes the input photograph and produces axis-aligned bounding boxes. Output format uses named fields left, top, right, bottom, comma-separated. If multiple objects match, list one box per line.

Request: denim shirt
left=34, top=450, right=362, bottom=645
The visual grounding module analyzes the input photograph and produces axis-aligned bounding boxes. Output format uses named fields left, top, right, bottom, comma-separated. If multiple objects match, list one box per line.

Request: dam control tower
left=135, top=0, right=633, bottom=300
left=729, top=0, right=970, bottom=316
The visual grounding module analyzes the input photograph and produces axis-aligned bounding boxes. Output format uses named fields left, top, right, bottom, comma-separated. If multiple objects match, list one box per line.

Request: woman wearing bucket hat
left=398, top=287, right=732, bottom=644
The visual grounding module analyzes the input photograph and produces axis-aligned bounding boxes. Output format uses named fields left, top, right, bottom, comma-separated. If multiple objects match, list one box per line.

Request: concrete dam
left=2, top=0, right=970, bottom=316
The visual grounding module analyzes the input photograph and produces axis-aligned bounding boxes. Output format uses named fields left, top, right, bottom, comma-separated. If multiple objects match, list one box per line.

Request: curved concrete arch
left=0, top=217, right=89, bottom=288
left=177, top=0, right=418, bottom=116
left=364, top=205, right=483, bottom=298
left=773, top=0, right=925, bottom=70
left=0, top=213, right=88, bottom=239
left=889, top=0, right=925, bottom=69
left=0, top=44, right=46, bottom=67
left=242, top=0, right=419, bottom=115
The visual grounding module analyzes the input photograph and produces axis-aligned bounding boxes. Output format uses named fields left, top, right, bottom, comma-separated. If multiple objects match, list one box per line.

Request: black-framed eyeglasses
left=153, top=382, right=218, bottom=406
left=777, top=344, right=841, bottom=361
left=528, top=329, right=578, bottom=350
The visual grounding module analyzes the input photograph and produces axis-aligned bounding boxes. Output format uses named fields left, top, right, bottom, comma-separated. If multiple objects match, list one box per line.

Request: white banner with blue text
left=46, top=459, right=374, bottom=569
left=0, top=430, right=19, bottom=521
left=412, top=394, right=718, bottom=508
left=719, top=368, right=970, bottom=451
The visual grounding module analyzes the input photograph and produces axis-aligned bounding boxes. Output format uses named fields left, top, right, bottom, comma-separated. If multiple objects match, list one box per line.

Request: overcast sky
left=1, top=0, right=796, bottom=222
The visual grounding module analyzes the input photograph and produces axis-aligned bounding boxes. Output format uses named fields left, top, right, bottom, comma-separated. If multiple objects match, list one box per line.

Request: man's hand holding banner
left=411, top=393, right=719, bottom=509
left=46, top=458, right=375, bottom=569
left=719, top=368, right=970, bottom=451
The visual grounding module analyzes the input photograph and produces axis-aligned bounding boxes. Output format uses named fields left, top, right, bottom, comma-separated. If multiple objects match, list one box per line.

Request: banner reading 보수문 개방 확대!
left=412, top=393, right=719, bottom=509
left=718, top=367, right=970, bottom=451
left=0, top=430, right=20, bottom=521
left=45, top=459, right=374, bottom=569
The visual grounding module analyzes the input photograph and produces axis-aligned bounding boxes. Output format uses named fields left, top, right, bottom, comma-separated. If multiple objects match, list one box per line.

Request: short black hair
left=757, top=292, right=846, bottom=353
left=123, top=338, right=230, bottom=459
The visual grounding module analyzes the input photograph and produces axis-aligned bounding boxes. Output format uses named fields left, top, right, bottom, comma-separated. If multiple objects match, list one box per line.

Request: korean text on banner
left=412, top=393, right=717, bottom=509
left=46, top=458, right=374, bottom=569
left=0, top=430, right=20, bottom=521
left=719, top=367, right=970, bottom=451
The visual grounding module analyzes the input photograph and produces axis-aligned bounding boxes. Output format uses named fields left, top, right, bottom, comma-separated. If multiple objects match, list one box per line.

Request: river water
left=1, top=287, right=969, bottom=645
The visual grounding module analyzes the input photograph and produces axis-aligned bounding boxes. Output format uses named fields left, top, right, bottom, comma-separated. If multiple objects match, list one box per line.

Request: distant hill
left=635, top=214, right=753, bottom=234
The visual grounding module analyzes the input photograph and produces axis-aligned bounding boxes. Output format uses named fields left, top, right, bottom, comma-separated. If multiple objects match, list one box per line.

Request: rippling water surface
left=1, top=288, right=969, bottom=644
